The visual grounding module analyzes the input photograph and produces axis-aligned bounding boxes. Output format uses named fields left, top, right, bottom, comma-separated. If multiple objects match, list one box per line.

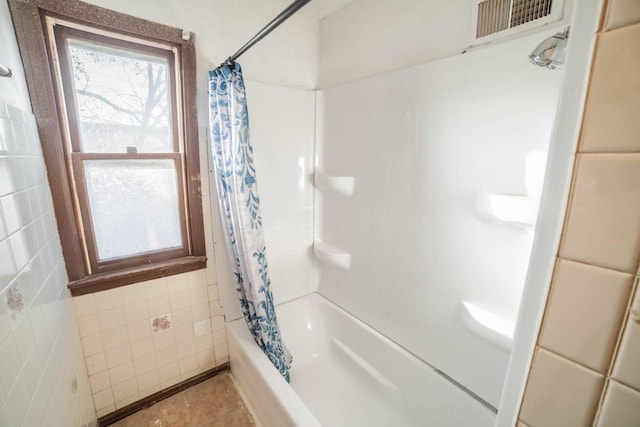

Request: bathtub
left=228, top=293, right=496, bottom=427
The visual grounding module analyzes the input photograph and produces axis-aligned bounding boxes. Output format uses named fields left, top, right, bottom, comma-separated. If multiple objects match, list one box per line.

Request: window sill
left=68, top=255, right=207, bottom=296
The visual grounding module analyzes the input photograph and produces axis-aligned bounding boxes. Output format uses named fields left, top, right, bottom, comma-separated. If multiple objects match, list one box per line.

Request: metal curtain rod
left=0, top=64, right=12, bottom=78
left=219, top=0, right=312, bottom=68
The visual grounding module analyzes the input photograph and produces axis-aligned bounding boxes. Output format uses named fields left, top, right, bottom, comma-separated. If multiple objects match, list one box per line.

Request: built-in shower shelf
left=314, top=172, right=355, bottom=196
left=483, top=193, right=539, bottom=229
left=313, top=240, right=351, bottom=270
left=461, top=302, right=515, bottom=352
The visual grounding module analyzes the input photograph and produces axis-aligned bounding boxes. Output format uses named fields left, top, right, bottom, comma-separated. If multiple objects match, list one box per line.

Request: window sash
left=53, top=23, right=193, bottom=275
left=53, top=25, right=182, bottom=155
left=71, top=152, right=190, bottom=273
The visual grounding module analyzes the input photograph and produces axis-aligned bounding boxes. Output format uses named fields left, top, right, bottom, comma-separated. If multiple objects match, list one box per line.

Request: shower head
left=529, top=28, right=569, bottom=70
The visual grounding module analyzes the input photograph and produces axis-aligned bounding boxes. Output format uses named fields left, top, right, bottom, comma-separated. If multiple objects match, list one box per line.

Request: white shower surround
left=314, top=30, right=564, bottom=407
left=220, top=28, right=566, bottom=425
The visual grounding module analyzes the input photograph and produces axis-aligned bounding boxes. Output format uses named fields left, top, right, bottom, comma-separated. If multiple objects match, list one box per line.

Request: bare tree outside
left=69, top=42, right=172, bottom=153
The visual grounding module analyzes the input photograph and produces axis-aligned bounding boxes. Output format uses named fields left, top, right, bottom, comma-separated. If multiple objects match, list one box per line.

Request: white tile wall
left=0, top=102, right=96, bottom=426
left=74, top=269, right=228, bottom=417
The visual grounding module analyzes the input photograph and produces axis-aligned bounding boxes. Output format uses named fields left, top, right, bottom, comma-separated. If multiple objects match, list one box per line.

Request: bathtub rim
left=228, top=307, right=322, bottom=427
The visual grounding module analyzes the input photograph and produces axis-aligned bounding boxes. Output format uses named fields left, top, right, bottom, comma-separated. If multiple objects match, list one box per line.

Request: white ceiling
left=298, top=0, right=356, bottom=20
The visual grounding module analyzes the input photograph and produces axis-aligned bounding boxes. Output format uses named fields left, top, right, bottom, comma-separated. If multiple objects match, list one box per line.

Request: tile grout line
left=557, top=255, right=640, bottom=278
left=591, top=277, right=640, bottom=427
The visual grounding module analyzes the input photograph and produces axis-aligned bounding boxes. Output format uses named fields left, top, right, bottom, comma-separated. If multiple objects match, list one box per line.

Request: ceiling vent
left=472, top=0, right=563, bottom=43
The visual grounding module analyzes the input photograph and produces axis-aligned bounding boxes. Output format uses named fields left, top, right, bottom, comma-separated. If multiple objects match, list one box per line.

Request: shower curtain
left=208, top=62, right=292, bottom=382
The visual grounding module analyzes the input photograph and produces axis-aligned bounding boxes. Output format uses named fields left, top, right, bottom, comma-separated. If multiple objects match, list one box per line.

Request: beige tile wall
left=0, top=101, right=96, bottom=426
left=518, top=1, right=640, bottom=425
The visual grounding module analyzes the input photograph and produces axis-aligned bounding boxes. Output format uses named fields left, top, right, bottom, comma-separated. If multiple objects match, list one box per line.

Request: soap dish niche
left=313, top=240, right=351, bottom=270
left=476, top=192, right=540, bottom=230
left=314, top=171, right=354, bottom=196
left=461, top=302, right=515, bottom=352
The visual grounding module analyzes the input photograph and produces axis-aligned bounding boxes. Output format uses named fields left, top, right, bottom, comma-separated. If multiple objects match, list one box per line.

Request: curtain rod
left=0, top=64, right=12, bottom=77
left=218, top=0, right=312, bottom=68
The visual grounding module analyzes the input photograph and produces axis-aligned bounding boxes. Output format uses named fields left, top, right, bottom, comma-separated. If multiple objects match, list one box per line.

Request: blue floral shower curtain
left=208, top=63, right=292, bottom=382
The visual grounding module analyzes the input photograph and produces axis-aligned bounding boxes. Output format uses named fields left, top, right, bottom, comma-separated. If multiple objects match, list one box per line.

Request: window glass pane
left=69, top=41, right=173, bottom=153
left=84, top=159, right=183, bottom=261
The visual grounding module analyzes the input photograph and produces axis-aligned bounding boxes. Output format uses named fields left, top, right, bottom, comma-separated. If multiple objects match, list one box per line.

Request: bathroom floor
left=110, top=373, right=255, bottom=427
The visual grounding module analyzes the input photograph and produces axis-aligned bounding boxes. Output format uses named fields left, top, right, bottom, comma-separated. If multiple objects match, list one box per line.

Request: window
left=9, top=1, right=205, bottom=295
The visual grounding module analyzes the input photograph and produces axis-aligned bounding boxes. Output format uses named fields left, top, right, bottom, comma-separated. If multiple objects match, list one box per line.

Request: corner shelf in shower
left=314, top=172, right=355, bottom=196
left=479, top=150, right=546, bottom=230
left=313, top=240, right=351, bottom=270
left=461, top=302, right=515, bottom=352
left=482, top=193, right=540, bottom=229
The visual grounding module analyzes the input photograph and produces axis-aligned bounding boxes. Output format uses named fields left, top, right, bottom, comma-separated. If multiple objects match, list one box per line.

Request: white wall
left=319, top=0, right=470, bottom=88
left=319, top=0, right=575, bottom=88
left=315, top=31, right=564, bottom=407
left=0, top=2, right=96, bottom=425
left=0, top=0, right=29, bottom=111
left=86, top=0, right=320, bottom=90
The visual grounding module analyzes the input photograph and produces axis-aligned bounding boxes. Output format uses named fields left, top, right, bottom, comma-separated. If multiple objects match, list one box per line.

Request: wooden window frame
left=55, top=26, right=191, bottom=273
left=8, top=0, right=206, bottom=296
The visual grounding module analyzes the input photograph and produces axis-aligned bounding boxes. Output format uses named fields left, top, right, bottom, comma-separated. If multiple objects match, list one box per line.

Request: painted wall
left=86, top=0, right=320, bottom=90
left=0, top=2, right=96, bottom=425
left=0, top=0, right=29, bottom=111
left=519, top=2, right=640, bottom=425
left=315, top=31, right=563, bottom=407
left=319, top=0, right=470, bottom=88
left=318, top=0, right=575, bottom=88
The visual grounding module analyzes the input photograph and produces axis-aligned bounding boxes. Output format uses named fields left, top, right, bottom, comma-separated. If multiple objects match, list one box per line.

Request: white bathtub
left=228, top=293, right=496, bottom=427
